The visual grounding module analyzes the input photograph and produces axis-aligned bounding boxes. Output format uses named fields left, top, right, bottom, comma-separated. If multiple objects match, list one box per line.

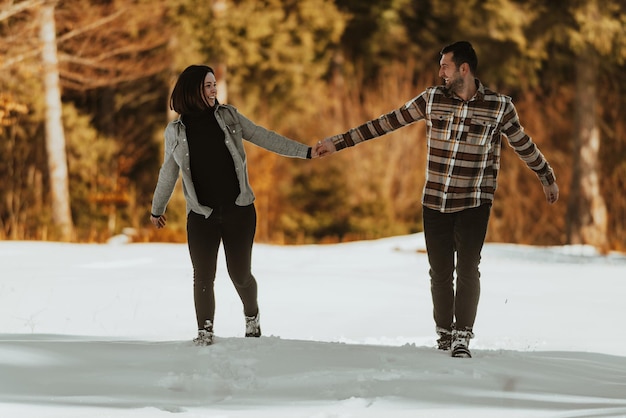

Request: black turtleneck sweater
left=183, top=108, right=240, bottom=208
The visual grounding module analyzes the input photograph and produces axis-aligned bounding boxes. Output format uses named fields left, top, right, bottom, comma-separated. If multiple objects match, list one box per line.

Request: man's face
left=439, top=52, right=463, bottom=93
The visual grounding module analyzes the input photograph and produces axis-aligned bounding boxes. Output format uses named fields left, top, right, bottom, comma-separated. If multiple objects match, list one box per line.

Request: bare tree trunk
left=567, top=47, right=608, bottom=249
left=40, top=0, right=74, bottom=241
left=212, top=0, right=228, bottom=104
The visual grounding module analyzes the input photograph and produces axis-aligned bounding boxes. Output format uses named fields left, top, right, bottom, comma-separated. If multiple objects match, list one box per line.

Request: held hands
left=543, top=182, right=559, bottom=205
left=150, top=214, right=167, bottom=229
left=311, top=138, right=336, bottom=158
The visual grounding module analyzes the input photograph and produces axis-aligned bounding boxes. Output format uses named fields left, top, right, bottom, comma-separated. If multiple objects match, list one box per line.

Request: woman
left=150, top=65, right=319, bottom=346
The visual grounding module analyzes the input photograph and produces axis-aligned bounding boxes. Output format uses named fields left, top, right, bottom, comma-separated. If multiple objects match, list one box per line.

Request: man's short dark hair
left=170, top=65, right=215, bottom=114
left=441, top=41, right=478, bottom=74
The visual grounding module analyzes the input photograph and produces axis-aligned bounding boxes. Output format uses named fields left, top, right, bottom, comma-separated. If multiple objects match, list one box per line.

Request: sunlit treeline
left=1, top=0, right=625, bottom=250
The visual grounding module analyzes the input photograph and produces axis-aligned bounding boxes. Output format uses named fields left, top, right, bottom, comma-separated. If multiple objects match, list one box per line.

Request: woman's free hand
left=150, top=214, right=167, bottom=229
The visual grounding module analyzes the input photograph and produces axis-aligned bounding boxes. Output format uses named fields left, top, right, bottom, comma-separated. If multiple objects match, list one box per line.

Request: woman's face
left=203, top=72, right=217, bottom=107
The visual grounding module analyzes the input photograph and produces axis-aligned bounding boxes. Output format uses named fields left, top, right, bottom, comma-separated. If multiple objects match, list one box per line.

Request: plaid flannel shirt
left=329, top=80, right=556, bottom=213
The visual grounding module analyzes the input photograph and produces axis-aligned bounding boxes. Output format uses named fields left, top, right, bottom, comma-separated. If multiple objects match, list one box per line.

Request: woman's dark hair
left=441, top=41, right=478, bottom=74
left=170, top=65, right=215, bottom=114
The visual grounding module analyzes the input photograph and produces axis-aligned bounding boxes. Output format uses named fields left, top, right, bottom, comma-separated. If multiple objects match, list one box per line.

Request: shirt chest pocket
left=427, top=111, right=454, bottom=139
left=169, top=140, right=188, bottom=166
left=224, top=122, right=243, bottom=137
left=470, top=116, right=498, bottom=146
left=168, top=140, right=178, bottom=154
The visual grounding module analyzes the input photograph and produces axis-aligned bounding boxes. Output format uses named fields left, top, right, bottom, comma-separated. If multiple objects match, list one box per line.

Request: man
left=316, top=41, right=559, bottom=358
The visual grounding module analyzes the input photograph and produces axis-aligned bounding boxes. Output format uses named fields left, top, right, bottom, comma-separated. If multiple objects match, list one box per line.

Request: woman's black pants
left=187, top=204, right=258, bottom=330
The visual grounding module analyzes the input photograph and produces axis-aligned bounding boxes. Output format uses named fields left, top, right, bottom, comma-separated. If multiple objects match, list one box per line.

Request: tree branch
left=0, top=48, right=41, bottom=68
left=55, top=8, right=125, bottom=43
left=0, top=0, right=45, bottom=22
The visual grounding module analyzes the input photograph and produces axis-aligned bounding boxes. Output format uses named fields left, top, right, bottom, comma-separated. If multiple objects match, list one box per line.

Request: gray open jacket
left=151, top=103, right=310, bottom=218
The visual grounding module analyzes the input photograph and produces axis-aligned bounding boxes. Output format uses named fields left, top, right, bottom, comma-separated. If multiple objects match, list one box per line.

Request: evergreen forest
left=1, top=0, right=625, bottom=251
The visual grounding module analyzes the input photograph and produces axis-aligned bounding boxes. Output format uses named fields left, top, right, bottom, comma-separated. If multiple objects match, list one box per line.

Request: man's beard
left=446, top=73, right=464, bottom=95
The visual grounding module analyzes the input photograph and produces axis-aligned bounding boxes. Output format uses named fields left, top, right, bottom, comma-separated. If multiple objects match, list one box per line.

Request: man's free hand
left=543, top=183, right=559, bottom=205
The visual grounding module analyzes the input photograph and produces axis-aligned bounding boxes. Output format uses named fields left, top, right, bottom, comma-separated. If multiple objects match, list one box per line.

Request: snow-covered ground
left=1, top=234, right=625, bottom=417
